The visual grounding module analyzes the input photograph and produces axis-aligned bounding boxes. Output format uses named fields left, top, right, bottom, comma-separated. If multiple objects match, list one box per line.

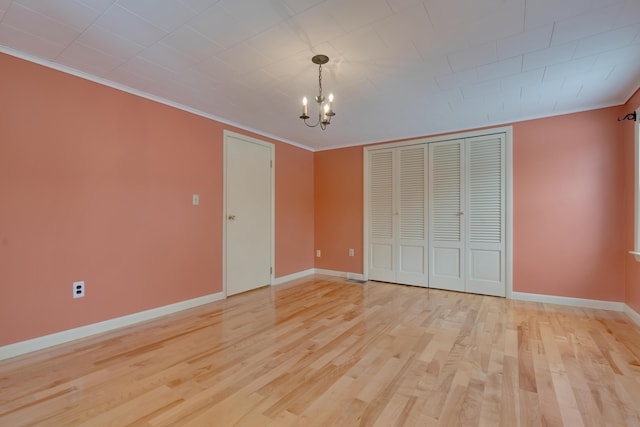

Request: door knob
left=228, top=215, right=236, bottom=221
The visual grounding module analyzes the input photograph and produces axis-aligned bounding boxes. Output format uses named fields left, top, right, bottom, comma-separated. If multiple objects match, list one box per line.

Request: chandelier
left=299, top=54, right=335, bottom=130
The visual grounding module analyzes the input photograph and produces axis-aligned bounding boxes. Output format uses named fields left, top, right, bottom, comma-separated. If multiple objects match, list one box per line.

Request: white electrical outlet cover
left=73, top=281, right=85, bottom=298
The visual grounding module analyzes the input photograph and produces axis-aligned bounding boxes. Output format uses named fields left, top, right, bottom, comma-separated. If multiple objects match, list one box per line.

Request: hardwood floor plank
left=1, top=275, right=640, bottom=426
left=478, top=349, right=504, bottom=427
left=500, top=355, right=520, bottom=427
left=531, top=350, right=563, bottom=426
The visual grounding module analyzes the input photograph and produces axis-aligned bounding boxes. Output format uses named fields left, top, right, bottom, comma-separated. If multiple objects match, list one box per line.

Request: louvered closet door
left=396, top=146, right=428, bottom=286
left=465, top=135, right=505, bottom=297
left=368, top=149, right=396, bottom=283
left=428, top=140, right=465, bottom=292
left=368, top=146, right=427, bottom=285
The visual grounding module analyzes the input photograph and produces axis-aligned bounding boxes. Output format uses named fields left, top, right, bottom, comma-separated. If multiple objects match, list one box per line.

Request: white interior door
left=224, top=132, right=273, bottom=296
left=429, top=140, right=465, bottom=292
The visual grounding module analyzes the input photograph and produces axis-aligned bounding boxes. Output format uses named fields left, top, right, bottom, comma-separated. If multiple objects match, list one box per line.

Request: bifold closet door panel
left=428, top=140, right=465, bottom=292
left=368, top=149, right=396, bottom=283
left=465, top=135, right=506, bottom=297
left=396, top=146, right=428, bottom=286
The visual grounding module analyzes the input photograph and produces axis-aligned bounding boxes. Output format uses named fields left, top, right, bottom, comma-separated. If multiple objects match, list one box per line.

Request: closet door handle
left=228, top=215, right=236, bottom=221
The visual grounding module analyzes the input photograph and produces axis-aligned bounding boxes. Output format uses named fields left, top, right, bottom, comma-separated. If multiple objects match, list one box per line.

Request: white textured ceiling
left=1, top=0, right=639, bottom=150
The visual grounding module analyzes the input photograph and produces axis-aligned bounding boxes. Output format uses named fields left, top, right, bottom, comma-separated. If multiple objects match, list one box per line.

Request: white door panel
left=368, top=149, right=395, bottom=282
left=399, top=245, right=423, bottom=273
left=370, top=242, right=395, bottom=282
left=225, top=133, right=273, bottom=296
left=469, top=249, right=501, bottom=282
left=465, top=135, right=505, bottom=297
left=397, top=243, right=426, bottom=286
left=397, top=147, right=428, bottom=286
left=430, top=247, right=463, bottom=291
left=429, top=141, right=464, bottom=292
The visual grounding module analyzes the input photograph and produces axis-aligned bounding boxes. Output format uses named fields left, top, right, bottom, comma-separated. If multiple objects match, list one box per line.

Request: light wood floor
left=1, top=275, right=640, bottom=426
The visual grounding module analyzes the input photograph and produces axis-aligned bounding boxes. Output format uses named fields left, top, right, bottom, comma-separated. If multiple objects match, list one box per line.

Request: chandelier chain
left=318, top=63, right=323, bottom=99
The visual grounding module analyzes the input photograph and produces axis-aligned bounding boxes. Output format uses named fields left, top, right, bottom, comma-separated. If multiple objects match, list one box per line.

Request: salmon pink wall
left=274, top=142, right=314, bottom=277
left=314, top=147, right=363, bottom=273
left=0, top=53, right=313, bottom=347
left=314, top=109, right=628, bottom=301
left=623, top=88, right=640, bottom=313
left=512, top=108, right=625, bottom=301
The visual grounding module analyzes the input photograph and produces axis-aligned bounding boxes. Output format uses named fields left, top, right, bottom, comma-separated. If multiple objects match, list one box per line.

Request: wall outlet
left=316, top=249, right=321, bottom=257
left=349, top=248, right=354, bottom=257
left=73, top=281, right=85, bottom=299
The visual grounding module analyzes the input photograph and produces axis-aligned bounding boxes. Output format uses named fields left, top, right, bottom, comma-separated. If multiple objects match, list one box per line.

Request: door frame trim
left=363, top=126, right=513, bottom=298
left=223, top=130, right=275, bottom=297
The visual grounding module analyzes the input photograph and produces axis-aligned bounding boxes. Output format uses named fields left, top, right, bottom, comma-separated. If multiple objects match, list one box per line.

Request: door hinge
left=270, top=267, right=273, bottom=274
left=270, top=160, right=273, bottom=168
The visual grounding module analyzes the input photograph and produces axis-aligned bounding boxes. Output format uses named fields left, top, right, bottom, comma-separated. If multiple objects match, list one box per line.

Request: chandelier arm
left=302, top=113, right=321, bottom=128
left=302, top=114, right=332, bottom=128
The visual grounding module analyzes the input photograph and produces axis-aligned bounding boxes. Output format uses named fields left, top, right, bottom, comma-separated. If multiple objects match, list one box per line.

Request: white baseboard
left=511, top=292, right=625, bottom=311
left=314, top=269, right=366, bottom=281
left=314, top=268, right=347, bottom=277
left=0, top=292, right=225, bottom=361
left=273, top=268, right=315, bottom=286
left=625, top=304, right=640, bottom=327
left=345, top=272, right=367, bottom=281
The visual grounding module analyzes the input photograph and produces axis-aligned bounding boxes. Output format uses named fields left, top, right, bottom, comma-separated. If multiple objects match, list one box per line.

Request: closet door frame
left=363, top=126, right=513, bottom=298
